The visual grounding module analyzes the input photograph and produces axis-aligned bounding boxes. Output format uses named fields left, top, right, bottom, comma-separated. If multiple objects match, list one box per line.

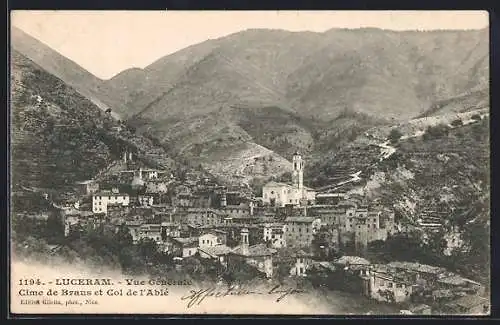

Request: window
left=271, top=191, right=274, bottom=194
left=306, top=228, right=309, bottom=233
left=367, top=224, right=370, bottom=228
left=396, top=283, right=402, bottom=288
left=388, top=282, right=393, bottom=288
left=290, top=200, right=292, bottom=203
left=373, top=218, right=377, bottom=222
left=373, top=224, right=377, bottom=228
left=188, top=250, right=192, bottom=256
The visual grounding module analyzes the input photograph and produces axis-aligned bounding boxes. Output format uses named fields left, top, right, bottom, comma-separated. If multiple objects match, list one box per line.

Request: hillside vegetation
left=12, top=26, right=488, bottom=183
left=119, top=28, right=487, bottom=179
left=10, top=50, right=175, bottom=194
left=308, top=114, right=490, bottom=282
left=11, top=27, right=124, bottom=119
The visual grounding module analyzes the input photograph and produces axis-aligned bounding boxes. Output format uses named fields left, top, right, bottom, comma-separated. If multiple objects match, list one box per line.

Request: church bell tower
left=292, top=152, right=304, bottom=190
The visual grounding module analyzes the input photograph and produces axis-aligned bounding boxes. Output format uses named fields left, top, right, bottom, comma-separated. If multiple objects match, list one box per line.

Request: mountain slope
left=10, top=50, right=176, bottom=193
left=14, top=26, right=488, bottom=184
left=11, top=49, right=116, bottom=190
left=11, top=26, right=125, bottom=118
left=117, top=28, right=487, bottom=181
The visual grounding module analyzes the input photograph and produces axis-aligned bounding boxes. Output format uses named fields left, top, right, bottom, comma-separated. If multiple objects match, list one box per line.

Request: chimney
left=240, top=228, right=249, bottom=255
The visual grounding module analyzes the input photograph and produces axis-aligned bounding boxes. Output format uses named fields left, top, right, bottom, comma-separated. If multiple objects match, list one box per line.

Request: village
left=17, top=149, right=488, bottom=316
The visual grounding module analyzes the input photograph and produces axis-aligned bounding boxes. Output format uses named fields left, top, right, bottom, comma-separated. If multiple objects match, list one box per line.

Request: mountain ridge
left=10, top=26, right=126, bottom=119
left=12, top=26, right=489, bottom=183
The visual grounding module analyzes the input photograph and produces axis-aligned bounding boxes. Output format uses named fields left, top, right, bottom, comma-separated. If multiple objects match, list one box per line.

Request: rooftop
left=160, top=222, right=179, bottom=227
left=93, top=192, right=130, bottom=197
left=125, top=220, right=142, bottom=226
left=76, top=180, right=96, bottom=184
left=445, top=295, right=489, bottom=309
left=199, top=245, right=232, bottom=257
left=140, top=224, right=161, bottom=231
left=285, top=216, right=317, bottom=223
left=387, top=261, right=446, bottom=275
left=437, top=275, right=481, bottom=287
left=171, top=237, right=199, bottom=246
left=335, top=256, right=370, bottom=265
left=231, top=243, right=277, bottom=257
left=296, top=249, right=313, bottom=257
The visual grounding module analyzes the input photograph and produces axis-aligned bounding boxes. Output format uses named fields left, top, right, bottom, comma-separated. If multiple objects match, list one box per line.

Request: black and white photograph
left=9, top=10, right=490, bottom=315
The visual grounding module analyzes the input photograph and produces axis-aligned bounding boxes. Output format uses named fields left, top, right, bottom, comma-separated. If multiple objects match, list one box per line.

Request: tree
left=276, top=261, right=293, bottom=283
left=426, top=230, right=448, bottom=256
left=182, top=256, right=205, bottom=274
left=377, top=289, right=396, bottom=303
left=388, top=128, right=403, bottom=143
left=423, top=124, right=450, bottom=140
left=471, top=114, right=482, bottom=121
left=114, top=224, right=133, bottom=247
left=137, top=238, right=159, bottom=263
left=276, top=171, right=292, bottom=183
left=224, top=258, right=265, bottom=284
left=44, top=211, right=65, bottom=244
left=451, top=119, right=463, bottom=127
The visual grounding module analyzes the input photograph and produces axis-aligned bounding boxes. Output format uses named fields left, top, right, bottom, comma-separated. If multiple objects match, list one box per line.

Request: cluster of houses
left=308, top=256, right=488, bottom=315
left=48, top=152, right=485, bottom=314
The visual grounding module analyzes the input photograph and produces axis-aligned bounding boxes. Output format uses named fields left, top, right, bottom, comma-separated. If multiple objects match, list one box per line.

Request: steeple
left=292, top=152, right=304, bottom=190
left=220, top=188, right=227, bottom=208
left=240, top=228, right=249, bottom=255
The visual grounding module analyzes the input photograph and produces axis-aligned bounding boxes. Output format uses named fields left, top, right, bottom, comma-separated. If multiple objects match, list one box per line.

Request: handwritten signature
left=180, top=285, right=306, bottom=308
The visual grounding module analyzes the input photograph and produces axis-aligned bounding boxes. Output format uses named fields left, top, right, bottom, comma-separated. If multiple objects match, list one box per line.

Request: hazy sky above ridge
left=11, top=10, right=489, bottom=79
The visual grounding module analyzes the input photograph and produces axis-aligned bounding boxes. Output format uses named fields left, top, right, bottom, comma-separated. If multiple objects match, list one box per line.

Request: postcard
left=9, top=10, right=490, bottom=315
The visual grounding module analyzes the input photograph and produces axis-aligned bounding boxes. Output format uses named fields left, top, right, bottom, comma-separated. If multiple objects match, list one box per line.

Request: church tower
left=292, top=152, right=304, bottom=190
left=240, top=228, right=249, bottom=255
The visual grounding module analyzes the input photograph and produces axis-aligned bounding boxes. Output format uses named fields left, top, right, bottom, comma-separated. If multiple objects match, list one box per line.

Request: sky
left=11, top=10, right=489, bottom=80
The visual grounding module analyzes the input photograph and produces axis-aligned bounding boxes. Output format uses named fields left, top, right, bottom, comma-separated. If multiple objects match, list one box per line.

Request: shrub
left=451, top=119, right=463, bottom=127
left=423, top=124, right=450, bottom=140
left=388, top=128, right=404, bottom=143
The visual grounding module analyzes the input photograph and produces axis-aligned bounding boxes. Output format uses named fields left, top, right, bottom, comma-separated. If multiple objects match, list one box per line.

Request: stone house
left=171, top=237, right=199, bottom=258
left=227, top=228, right=277, bottom=278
